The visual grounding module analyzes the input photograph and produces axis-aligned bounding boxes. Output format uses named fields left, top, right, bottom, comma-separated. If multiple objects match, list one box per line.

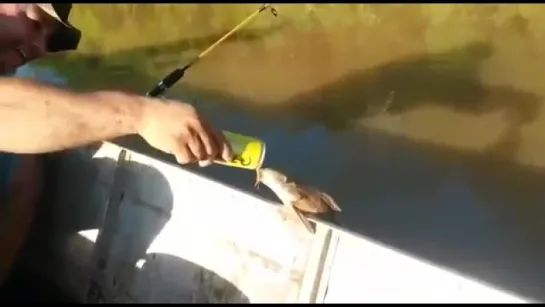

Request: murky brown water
left=21, top=4, right=545, bottom=301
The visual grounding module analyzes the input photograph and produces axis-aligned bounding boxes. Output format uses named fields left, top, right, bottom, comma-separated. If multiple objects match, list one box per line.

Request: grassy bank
left=64, top=4, right=545, bottom=54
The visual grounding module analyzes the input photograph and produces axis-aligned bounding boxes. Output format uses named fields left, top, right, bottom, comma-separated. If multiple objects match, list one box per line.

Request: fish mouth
left=254, top=168, right=262, bottom=189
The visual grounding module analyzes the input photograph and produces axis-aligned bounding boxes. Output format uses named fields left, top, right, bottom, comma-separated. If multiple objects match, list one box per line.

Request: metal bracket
left=86, top=149, right=130, bottom=303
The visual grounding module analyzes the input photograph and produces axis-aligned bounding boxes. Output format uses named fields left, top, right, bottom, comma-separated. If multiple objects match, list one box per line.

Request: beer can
left=215, top=131, right=266, bottom=170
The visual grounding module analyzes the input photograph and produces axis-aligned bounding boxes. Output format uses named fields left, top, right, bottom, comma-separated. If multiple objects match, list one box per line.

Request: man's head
left=0, top=3, right=81, bottom=74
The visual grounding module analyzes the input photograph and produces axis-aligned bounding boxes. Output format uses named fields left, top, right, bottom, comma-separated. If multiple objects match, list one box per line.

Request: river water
left=22, top=4, right=545, bottom=301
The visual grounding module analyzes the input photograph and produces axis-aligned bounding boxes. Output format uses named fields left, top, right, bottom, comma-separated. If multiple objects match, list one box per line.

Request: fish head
left=255, top=168, right=287, bottom=186
left=254, top=168, right=302, bottom=205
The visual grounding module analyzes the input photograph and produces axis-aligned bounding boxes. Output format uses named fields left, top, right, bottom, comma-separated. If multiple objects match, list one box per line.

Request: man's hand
left=0, top=78, right=233, bottom=161
left=138, top=98, right=233, bottom=167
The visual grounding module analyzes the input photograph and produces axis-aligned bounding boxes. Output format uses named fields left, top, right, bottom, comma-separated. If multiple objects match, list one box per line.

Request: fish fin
left=287, top=204, right=315, bottom=234
left=320, top=192, right=341, bottom=212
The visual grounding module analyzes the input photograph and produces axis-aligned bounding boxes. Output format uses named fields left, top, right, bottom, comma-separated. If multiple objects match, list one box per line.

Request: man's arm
left=0, top=77, right=232, bottom=165
left=0, top=77, right=142, bottom=153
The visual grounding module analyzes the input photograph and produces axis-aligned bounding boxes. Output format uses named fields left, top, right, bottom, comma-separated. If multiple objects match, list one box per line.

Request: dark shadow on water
left=34, top=39, right=545, bottom=302
left=282, top=42, right=540, bottom=162
left=322, top=131, right=545, bottom=302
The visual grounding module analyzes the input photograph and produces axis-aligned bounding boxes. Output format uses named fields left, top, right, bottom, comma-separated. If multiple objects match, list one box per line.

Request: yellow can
left=215, top=131, right=266, bottom=170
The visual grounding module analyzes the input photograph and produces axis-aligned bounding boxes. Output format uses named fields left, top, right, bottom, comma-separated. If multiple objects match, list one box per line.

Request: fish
left=255, top=167, right=341, bottom=234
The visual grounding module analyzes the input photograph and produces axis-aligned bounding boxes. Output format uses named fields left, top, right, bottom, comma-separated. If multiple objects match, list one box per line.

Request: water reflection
left=24, top=3, right=545, bottom=302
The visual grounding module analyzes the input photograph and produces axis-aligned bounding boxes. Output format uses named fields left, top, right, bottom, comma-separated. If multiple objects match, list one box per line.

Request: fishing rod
left=146, top=3, right=278, bottom=98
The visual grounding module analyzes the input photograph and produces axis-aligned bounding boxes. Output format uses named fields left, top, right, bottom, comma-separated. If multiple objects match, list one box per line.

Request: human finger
left=217, top=131, right=234, bottom=162
left=174, top=144, right=196, bottom=165
left=196, top=121, right=220, bottom=162
left=198, top=160, right=213, bottom=167
left=187, top=131, right=206, bottom=161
